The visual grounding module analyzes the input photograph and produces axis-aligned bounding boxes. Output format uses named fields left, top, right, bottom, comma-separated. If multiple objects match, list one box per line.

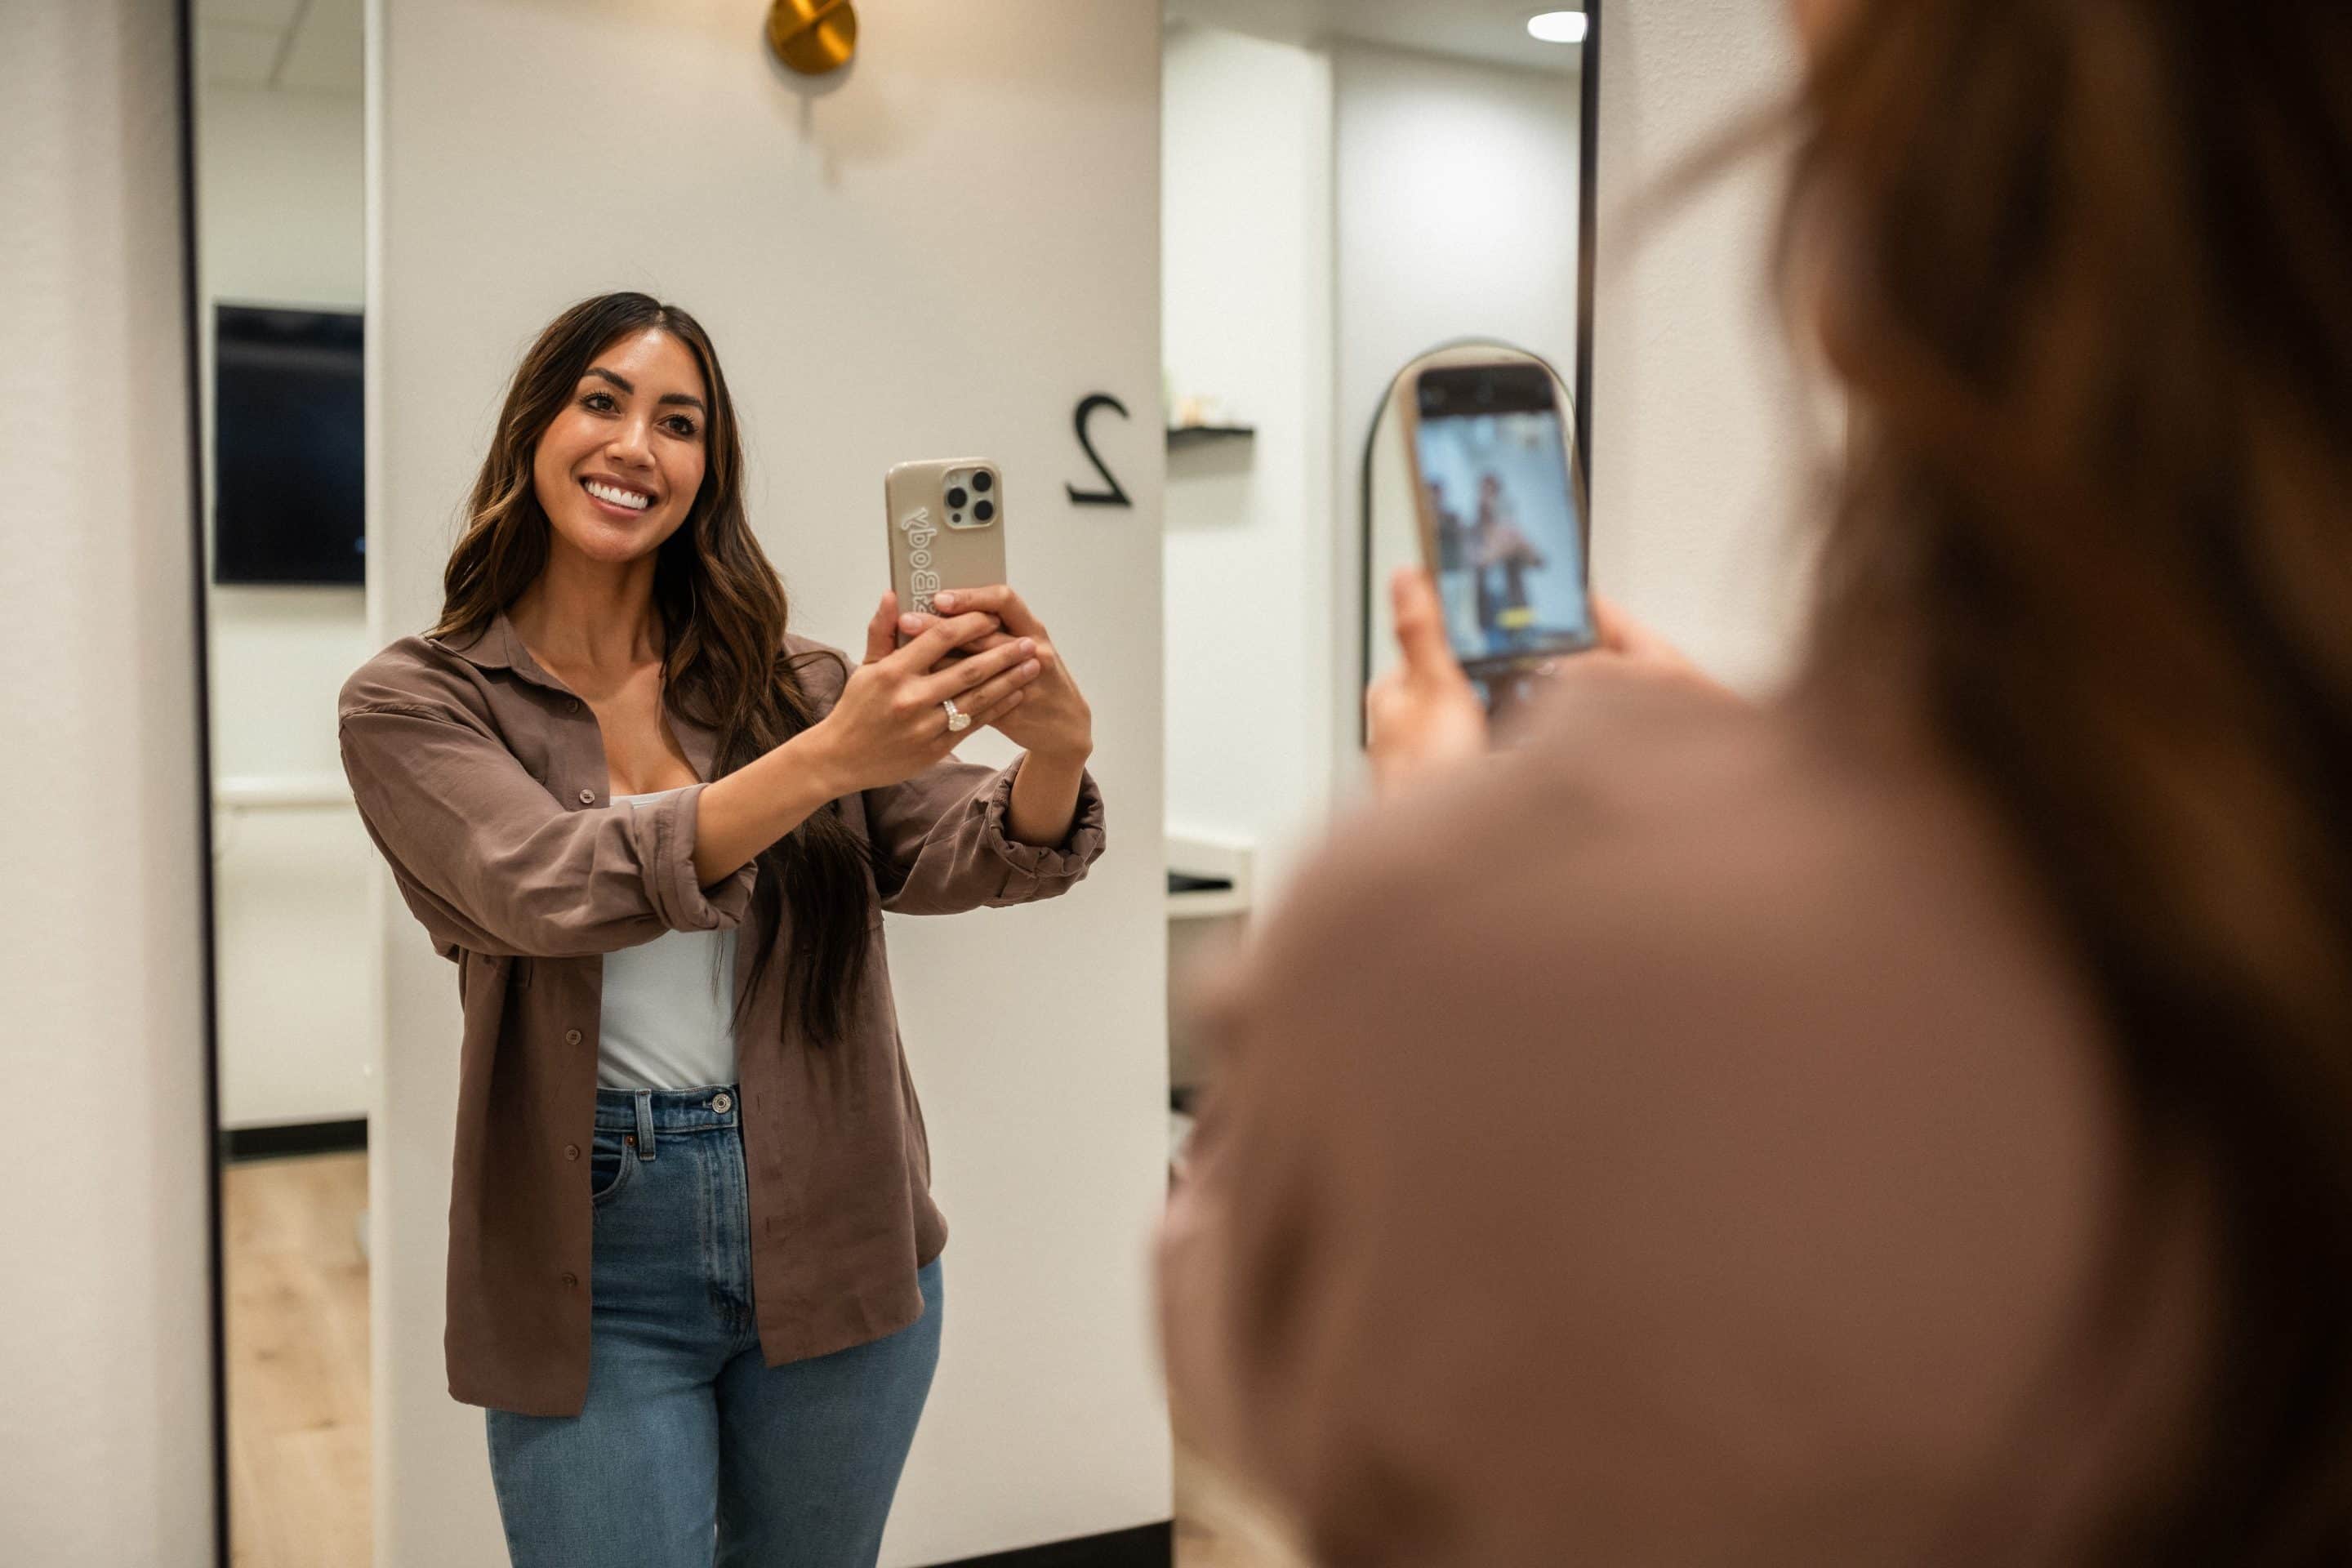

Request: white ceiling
left=195, top=0, right=362, bottom=96
left=1165, top=0, right=1586, bottom=77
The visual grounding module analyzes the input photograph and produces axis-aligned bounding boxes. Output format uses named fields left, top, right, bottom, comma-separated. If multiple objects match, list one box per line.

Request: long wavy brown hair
left=1787, top=1, right=2352, bottom=1557
left=429, top=292, right=873, bottom=1043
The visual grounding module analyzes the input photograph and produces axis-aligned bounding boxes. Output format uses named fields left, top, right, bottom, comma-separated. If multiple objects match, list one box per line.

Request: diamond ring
left=941, top=697, right=972, bottom=734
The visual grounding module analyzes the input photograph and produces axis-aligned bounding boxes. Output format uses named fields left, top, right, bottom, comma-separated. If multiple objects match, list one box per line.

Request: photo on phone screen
left=1411, top=363, right=1594, bottom=666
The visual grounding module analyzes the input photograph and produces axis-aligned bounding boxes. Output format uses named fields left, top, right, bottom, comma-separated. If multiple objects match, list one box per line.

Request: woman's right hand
left=804, top=593, right=1045, bottom=795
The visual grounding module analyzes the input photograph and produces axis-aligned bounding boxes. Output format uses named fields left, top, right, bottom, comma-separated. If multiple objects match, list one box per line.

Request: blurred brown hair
left=430, top=292, right=875, bottom=1043
left=1786, top=1, right=2352, bottom=1556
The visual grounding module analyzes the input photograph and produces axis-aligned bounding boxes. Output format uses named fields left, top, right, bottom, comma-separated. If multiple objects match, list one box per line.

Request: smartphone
left=1401, top=361, right=1596, bottom=675
left=884, top=457, right=1008, bottom=632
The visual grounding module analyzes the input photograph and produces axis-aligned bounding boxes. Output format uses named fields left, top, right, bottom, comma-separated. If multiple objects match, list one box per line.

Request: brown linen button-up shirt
left=337, top=611, right=1105, bottom=1417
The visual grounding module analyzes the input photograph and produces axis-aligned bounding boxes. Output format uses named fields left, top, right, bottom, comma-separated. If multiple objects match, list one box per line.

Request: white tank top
left=597, top=787, right=739, bottom=1092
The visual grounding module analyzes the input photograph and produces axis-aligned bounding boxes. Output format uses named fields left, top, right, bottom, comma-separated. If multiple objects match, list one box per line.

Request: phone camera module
left=973, top=470, right=995, bottom=494
left=946, top=487, right=969, bottom=510
left=974, top=500, right=996, bottom=523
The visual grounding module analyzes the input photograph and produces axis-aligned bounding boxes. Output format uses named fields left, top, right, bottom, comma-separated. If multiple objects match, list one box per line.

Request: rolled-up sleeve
left=864, top=755, right=1107, bottom=915
left=338, top=700, right=758, bottom=958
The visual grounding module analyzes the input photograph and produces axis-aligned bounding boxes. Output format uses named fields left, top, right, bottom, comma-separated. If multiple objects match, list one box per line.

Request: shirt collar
left=439, top=609, right=569, bottom=694
left=439, top=608, right=724, bottom=780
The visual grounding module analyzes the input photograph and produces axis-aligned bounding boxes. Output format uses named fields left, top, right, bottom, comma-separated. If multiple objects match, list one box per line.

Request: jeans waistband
left=593, top=1085, right=741, bottom=1138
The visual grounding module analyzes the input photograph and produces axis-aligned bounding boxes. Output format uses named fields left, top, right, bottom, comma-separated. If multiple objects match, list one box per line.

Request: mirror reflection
left=193, top=1, right=372, bottom=1563
left=189, top=2, right=1593, bottom=1565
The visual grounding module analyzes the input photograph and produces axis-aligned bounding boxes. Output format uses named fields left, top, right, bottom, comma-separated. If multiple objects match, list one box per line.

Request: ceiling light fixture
left=1526, top=11, right=1589, bottom=45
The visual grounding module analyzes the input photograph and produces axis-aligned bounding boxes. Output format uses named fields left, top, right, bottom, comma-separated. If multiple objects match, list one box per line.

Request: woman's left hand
left=900, top=586, right=1094, bottom=764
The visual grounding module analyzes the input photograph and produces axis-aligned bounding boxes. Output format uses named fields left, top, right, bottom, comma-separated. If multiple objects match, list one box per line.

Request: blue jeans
left=486, top=1087, right=944, bottom=1568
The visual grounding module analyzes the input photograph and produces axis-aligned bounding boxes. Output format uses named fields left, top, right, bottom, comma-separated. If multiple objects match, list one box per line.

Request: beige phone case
left=884, top=457, right=1008, bottom=619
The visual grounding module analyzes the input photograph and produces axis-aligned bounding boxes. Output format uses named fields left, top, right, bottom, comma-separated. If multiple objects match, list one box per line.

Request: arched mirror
left=1360, top=340, right=1592, bottom=731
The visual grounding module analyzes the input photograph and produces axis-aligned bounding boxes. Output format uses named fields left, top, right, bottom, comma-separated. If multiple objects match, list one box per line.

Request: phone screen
left=1412, top=364, right=1595, bottom=666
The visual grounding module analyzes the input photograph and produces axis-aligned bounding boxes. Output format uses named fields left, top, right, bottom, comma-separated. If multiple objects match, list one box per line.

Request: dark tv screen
left=213, top=305, right=364, bottom=585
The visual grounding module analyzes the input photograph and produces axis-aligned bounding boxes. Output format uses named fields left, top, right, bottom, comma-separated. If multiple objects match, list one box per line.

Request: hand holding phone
left=807, top=603, right=1041, bottom=793
left=899, top=583, right=1093, bottom=766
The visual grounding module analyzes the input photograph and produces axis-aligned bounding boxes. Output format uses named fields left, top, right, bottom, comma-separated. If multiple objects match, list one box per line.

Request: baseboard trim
left=932, top=1521, right=1173, bottom=1566
left=223, top=1118, right=368, bottom=1162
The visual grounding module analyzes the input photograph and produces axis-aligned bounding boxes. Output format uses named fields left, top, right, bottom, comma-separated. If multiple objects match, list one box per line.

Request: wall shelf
left=1165, top=423, right=1256, bottom=452
left=1166, top=831, right=1254, bottom=920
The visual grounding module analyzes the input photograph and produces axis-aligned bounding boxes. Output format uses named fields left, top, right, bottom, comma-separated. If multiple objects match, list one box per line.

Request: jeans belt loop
left=635, top=1089, right=657, bottom=1161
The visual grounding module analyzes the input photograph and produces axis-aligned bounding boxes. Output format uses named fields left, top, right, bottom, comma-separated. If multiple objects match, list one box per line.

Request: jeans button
left=711, top=1092, right=733, bottom=1115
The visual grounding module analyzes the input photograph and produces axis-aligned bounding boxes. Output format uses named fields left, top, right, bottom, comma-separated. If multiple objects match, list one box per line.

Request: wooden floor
left=223, top=1151, right=371, bottom=1568
left=221, top=1152, right=1302, bottom=1566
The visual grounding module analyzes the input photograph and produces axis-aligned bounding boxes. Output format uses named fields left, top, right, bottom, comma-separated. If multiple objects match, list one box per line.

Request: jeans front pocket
left=589, top=1127, right=638, bottom=1209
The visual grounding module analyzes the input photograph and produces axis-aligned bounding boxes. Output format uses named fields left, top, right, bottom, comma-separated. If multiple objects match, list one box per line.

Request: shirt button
left=711, top=1092, right=733, bottom=1115
left=577, top=789, right=595, bottom=805
left=564, top=1143, right=580, bottom=1161
left=560, top=1272, right=578, bottom=1290
left=568, top=697, right=584, bottom=714
left=564, top=1028, right=583, bottom=1045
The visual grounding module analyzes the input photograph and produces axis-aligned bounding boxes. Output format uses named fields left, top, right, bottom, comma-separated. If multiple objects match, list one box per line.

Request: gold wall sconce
left=767, top=0, right=858, bottom=76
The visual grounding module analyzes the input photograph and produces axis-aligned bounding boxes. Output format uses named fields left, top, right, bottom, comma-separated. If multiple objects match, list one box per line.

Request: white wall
left=1332, top=41, right=1586, bottom=773
left=1588, top=6, right=1812, bottom=688
left=1160, top=24, right=1334, bottom=893
left=0, top=0, right=216, bottom=1559
left=368, top=2, right=1169, bottom=1563
left=198, top=85, right=364, bottom=309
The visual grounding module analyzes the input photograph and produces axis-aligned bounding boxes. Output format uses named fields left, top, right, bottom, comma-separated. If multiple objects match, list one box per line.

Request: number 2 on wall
left=1066, top=394, right=1133, bottom=509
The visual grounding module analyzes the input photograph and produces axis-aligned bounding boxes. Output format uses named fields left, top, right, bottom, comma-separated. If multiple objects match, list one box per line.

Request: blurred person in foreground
left=1158, top=0, right=2352, bottom=1562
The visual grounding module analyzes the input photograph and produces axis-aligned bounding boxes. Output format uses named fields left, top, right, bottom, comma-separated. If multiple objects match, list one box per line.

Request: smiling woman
left=337, top=289, right=1104, bottom=1564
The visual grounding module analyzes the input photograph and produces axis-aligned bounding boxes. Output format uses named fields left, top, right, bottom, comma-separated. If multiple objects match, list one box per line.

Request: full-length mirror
left=185, top=2, right=1595, bottom=1564
left=190, top=1, right=372, bottom=1563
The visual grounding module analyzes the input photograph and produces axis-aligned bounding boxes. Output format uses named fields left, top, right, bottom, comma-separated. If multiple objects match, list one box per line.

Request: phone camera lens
left=946, top=487, right=969, bottom=510
left=974, top=500, right=996, bottom=523
left=973, top=470, right=995, bottom=494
